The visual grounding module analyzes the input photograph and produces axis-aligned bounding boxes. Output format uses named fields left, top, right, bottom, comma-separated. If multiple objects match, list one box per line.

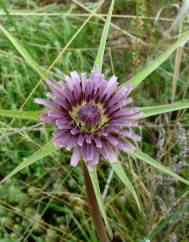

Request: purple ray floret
left=35, top=67, right=143, bottom=170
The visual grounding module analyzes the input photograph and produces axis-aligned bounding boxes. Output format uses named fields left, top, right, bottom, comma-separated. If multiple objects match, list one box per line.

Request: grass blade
left=94, top=0, right=114, bottom=71
left=120, top=31, right=189, bottom=89
left=0, top=0, right=29, bottom=52
left=89, top=1, right=115, bottom=237
left=140, top=100, right=189, bottom=118
left=0, top=24, right=47, bottom=79
left=89, top=169, right=113, bottom=238
left=0, top=109, right=40, bottom=121
left=148, top=204, right=188, bottom=240
left=0, top=140, right=57, bottom=184
left=112, top=162, right=141, bottom=211
left=132, top=149, right=189, bottom=185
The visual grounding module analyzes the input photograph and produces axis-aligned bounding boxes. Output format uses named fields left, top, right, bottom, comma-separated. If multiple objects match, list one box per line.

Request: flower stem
left=83, top=164, right=110, bottom=242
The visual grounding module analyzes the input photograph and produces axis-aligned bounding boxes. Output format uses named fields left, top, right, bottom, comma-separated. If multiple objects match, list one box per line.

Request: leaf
left=94, top=0, right=115, bottom=71
left=0, top=109, right=40, bottom=121
left=0, top=0, right=29, bottom=52
left=0, top=24, right=47, bottom=79
left=140, top=100, right=189, bottom=118
left=132, top=149, right=189, bottom=185
left=89, top=169, right=113, bottom=238
left=112, top=162, right=141, bottom=211
left=120, top=31, right=189, bottom=89
left=0, top=140, right=57, bottom=184
left=89, top=1, right=115, bottom=237
left=64, top=207, right=89, bottom=241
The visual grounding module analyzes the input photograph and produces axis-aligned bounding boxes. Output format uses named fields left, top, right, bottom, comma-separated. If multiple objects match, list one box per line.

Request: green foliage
left=1, top=140, right=57, bottom=184
left=0, top=23, right=47, bottom=79
left=0, top=109, right=39, bottom=120
left=89, top=168, right=113, bottom=238
left=112, top=162, right=141, bottom=211
left=94, top=0, right=115, bottom=71
left=133, top=149, right=189, bottom=185
left=140, top=100, right=189, bottom=118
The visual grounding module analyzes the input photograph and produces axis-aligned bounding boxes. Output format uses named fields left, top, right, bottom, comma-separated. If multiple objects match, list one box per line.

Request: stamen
left=78, top=103, right=101, bottom=127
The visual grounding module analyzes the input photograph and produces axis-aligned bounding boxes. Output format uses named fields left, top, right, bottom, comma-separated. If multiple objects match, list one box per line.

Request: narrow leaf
left=89, top=169, right=113, bottom=238
left=0, top=24, right=47, bottom=79
left=112, top=162, right=141, bottom=211
left=132, top=149, right=189, bottom=185
left=0, top=0, right=29, bottom=52
left=0, top=140, right=57, bottom=184
left=94, top=0, right=114, bottom=71
left=0, top=109, right=40, bottom=121
left=140, top=100, right=189, bottom=118
left=120, top=31, right=189, bottom=89
left=89, top=1, right=114, bottom=236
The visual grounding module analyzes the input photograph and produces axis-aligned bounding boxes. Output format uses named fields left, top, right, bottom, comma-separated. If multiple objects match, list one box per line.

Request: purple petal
left=86, top=144, right=93, bottom=161
left=105, top=134, right=119, bottom=146
left=48, top=111, right=65, bottom=118
left=70, top=146, right=80, bottom=167
left=85, top=80, right=93, bottom=101
left=92, top=74, right=102, bottom=96
left=71, top=127, right=80, bottom=135
left=53, top=96, right=71, bottom=110
left=96, top=80, right=108, bottom=101
left=89, top=69, right=96, bottom=80
left=78, top=133, right=85, bottom=146
left=123, top=112, right=144, bottom=120
left=124, top=97, right=133, bottom=105
left=64, top=75, right=74, bottom=89
left=110, top=120, right=138, bottom=127
left=57, top=124, right=73, bottom=130
left=66, top=135, right=77, bottom=151
left=106, top=87, right=126, bottom=106
left=98, top=130, right=108, bottom=137
left=106, top=99, right=127, bottom=114
left=56, top=120, right=73, bottom=129
left=93, top=136, right=102, bottom=148
left=111, top=107, right=139, bottom=119
left=92, top=146, right=99, bottom=165
left=46, top=80, right=61, bottom=92
left=103, top=76, right=118, bottom=100
left=35, top=98, right=61, bottom=111
left=116, top=139, right=136, bottom=153
left=124, top=84, right=133, bottom=96
left=86, top=134, right=92, bottom=144
left=53, top=134, right=69, bottom=147
left=61, top=86, right=75, bottom=105
left=70, top=71, right=81, bottom=86
left=81, top=72, right=87, bottom=93
left=46, top=92, right=55, bottom=99
left=101, top=141, right=117, bottom=163
left=73, top=84, right=81, bottom=103
left=81, top=143, right=88, bottom=161
left=107, top=85, right=132, bottom=107
left=53, top=129, right=68, bottom=137
left=70, top=71, right=82, bottom=101
left=119, top=130, right=142, bottom=141
left=40, top=114, right=56, bottom=124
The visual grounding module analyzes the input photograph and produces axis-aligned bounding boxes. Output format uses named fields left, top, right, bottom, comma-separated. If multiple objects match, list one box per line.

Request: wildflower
left=35, top=67, right=143, bottom=170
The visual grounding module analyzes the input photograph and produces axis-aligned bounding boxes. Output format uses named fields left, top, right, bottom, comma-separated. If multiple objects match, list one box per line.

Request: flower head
left=35, top=67, right=143, bottom=170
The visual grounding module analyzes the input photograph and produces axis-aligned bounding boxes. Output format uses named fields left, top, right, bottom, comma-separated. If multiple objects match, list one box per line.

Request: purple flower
left=35, top=67, right=143, bottom=170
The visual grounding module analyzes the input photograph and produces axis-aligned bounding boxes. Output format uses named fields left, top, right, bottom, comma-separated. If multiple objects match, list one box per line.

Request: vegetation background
left=0, top=0, right=189, bottom=241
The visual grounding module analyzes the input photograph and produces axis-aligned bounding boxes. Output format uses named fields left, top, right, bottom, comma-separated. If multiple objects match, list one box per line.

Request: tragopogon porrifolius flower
left=35, top=67, right=143, bottom=170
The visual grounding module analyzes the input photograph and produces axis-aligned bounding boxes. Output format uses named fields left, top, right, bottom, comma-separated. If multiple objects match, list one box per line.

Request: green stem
left=83, top=164, right=110, bottom=242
